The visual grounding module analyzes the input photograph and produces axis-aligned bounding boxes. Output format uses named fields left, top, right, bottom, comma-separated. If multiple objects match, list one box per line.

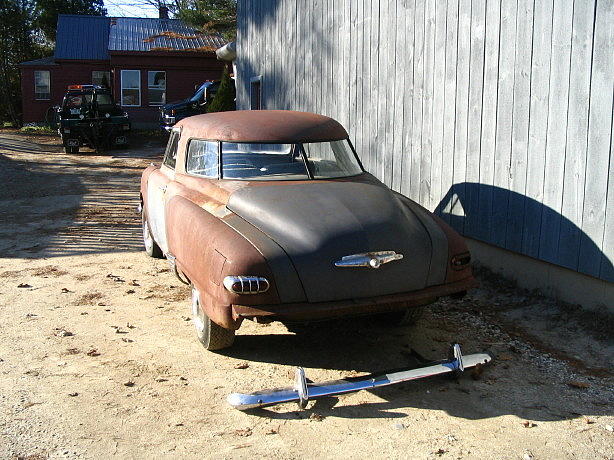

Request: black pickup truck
left=57, top=85, right=131, bottom=153
left=159, top=80, right=221, bottom=131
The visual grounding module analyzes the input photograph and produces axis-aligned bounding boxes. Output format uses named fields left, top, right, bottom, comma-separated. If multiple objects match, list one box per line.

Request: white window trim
left=34, top=70, right=51, bottom=101
left=147, top=70, right=166, bottom=107
left=121, top=70, right=141, bottom=107
left=249, top=75, right=262, bottom=110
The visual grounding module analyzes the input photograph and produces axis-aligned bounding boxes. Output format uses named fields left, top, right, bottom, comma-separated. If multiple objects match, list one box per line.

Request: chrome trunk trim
left=334, top=251, right=403, bottom=269
left=227, top=344, right=491, bottom=410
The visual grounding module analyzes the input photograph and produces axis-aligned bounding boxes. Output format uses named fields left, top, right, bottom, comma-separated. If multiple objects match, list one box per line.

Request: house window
left=34, top=70, right=50, bottom=100
left=250, top=76, right=261, bottom=110
left=148, top=71, right=166, bottom=106
left=92, top=71, right=111, bottom=88
left=121, top=70, right=140, bottom=106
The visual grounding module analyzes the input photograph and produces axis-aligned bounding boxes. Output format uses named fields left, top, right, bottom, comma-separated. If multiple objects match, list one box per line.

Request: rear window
left=221, top=143, right=309, bottom=180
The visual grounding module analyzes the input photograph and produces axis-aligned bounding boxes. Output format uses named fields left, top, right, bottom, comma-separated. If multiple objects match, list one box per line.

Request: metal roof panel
left=54, top=15, right=110, bottom=60
left=108, top=17, right=225, bottom=52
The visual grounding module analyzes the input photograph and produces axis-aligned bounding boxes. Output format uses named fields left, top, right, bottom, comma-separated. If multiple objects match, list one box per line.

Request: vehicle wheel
left=141, top=210, right=163, bottom=258
left=379, top=306, right=425, bottom=326
left=192, top=288, right=235, bottom=350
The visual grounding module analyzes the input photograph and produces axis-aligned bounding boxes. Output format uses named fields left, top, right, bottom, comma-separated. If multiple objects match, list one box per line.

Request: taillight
left=223, top=276, right=270, bottom=295
left=451, top=252, right=471, bottom=270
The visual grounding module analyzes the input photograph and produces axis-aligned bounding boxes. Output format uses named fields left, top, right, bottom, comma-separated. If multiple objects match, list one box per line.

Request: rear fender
left=166, top=195, right=280, bottom=329
left=140, top=165, right=159, bottom=216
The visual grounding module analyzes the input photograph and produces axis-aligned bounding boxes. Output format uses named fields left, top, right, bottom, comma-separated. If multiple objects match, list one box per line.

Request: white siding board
left=410, top=0, right=425, bottom=201
left=522, top=0, right=553, bottom=258
left=439, top=0, right=459, bottom=223
left=400, top=0, right=416, bottom=197
left=476, top=0, right=501, bottom=242
left=391, top=0, right=406, bottom=191
left=578, top=0, right=613, bottom=278
left=600, top=114, right=614, bottom=281
left=370, top=0, right=381, bottom=177
left=430, top=0, right=447, bottom=207
left=465, top=0, right=487, bottom=237
left=538, top=0, right=574, bottom=263
left=505, top=0, right=533, bottom=252
left=451, top=0, right=471, bottom=234
left=419, top=0, right=436, bottom=208
left=491, top=0, right=517, bottom=247
left=558, top=0, right=594, bottom=271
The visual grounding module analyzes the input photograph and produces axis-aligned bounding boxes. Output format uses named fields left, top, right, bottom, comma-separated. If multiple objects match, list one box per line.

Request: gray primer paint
left=227, top=179, right=444, bottom=303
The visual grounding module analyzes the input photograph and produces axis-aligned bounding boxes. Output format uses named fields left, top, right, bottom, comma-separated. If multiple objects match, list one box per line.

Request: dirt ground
left=0, top=130, right=612, bottom=460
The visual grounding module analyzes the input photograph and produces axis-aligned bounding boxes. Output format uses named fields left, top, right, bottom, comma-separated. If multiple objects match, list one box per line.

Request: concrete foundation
left=466, top=238, right=613, bottom=313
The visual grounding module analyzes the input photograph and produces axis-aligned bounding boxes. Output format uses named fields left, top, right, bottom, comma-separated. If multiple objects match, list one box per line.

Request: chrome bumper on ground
left=228, top=344, right=492, bottom=410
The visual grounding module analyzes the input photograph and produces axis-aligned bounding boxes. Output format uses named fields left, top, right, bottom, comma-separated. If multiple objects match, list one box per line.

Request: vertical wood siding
left=236, top=0, right=614, bottom=283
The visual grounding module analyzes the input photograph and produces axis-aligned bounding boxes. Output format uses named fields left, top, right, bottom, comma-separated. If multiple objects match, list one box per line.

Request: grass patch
left=19, top=124, right=55, bottom=134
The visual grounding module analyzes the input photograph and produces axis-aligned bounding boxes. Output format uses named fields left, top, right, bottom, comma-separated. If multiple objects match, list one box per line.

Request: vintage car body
left=140, top=110, right=477, bottom=350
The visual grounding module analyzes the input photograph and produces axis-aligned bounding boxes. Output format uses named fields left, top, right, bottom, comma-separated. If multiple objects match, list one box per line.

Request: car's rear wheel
left=141, top=210, right=163, bottom=258
left=191, top=288, right=235, bottom=350
left=379, top=306, right=425, bottom=326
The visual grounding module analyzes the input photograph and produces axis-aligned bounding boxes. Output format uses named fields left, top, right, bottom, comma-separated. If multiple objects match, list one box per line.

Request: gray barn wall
left=236, top=0, right=613, bottom=290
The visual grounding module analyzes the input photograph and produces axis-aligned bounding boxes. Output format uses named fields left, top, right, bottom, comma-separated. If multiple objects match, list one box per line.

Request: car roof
left=176, top=110, right=348, bottom=143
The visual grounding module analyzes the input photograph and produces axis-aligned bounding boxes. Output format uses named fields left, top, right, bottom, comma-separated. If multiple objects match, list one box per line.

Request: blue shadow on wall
left=434, top=182, right=613, bottom=283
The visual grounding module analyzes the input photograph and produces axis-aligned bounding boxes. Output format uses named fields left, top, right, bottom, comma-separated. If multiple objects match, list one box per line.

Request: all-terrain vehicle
left=57, top=85, right=131, bottom=154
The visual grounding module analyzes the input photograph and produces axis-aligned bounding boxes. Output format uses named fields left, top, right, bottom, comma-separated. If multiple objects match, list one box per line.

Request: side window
left=163, top=130, right=180, bottom=169
left=92, top=71, right=111, bottom=88
left=186, top=139, right=219, bottom=178
left=121, top=70, right=141, bottom=106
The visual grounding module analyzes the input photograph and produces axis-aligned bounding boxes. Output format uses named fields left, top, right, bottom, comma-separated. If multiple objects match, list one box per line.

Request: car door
left=147, top=127, right=180, bottom=254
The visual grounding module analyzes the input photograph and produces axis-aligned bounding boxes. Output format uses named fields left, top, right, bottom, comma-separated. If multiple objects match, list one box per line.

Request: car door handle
left=158, top=185, right=167, bottom=192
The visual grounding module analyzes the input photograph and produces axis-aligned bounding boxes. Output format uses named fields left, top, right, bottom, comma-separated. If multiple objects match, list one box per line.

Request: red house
left=19, top=13, right=226, bottom=127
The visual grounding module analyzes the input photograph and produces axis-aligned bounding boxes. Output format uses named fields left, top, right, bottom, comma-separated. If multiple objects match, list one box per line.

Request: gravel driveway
left=0, top=131, right=612, bottom=459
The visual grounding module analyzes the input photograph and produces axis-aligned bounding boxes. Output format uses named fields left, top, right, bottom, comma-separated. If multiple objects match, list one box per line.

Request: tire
left=141, top=210, right=163, bottom=258
left=378, top=306, right=425, bottom=327
left=191, top=288, right=235, bottom=351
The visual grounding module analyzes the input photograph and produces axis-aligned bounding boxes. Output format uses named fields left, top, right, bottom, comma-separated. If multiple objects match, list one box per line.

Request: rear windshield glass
left=218, top=140, right=362, bottom=180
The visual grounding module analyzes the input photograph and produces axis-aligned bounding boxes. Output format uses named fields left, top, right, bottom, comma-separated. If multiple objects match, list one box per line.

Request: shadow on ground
left=222, top=305, right=611, bottom=422
left=0, top=132, right=164, bottom=258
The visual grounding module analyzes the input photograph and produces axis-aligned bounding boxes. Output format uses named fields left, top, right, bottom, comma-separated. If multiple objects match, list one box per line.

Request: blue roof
left=108, top=17, right=225, bottom=52
left=54, top=15, right=110, bottom=60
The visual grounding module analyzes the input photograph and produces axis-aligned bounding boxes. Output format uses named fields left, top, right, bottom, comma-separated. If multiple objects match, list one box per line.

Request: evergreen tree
left=207, top=65, right=235, bottom=113
left=35, top=0, right=106, bottom=42
left=176, top=0, right=236, bottom=40
left=0, top=0, right=49, bottom=125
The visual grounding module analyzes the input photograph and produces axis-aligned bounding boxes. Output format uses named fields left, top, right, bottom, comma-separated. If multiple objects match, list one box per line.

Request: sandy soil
left=0, top=130, right=612, bottom=459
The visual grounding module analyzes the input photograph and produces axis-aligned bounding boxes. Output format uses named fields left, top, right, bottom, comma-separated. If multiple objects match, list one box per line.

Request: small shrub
left=207, top=65, right=236, bottom=113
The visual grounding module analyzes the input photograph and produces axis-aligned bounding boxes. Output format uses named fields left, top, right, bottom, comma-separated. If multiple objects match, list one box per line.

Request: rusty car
left=139, top=110, right=477, bottom=351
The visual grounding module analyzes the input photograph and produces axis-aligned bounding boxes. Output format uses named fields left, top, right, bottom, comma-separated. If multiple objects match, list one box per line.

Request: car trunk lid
left=226, top=180, right=435, bottom=303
